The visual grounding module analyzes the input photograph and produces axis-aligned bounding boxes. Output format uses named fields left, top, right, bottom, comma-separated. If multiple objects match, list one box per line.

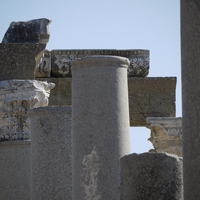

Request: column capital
left=146, top=117, right=182, bottom=157
left=0, top=80, right=55, bottom=141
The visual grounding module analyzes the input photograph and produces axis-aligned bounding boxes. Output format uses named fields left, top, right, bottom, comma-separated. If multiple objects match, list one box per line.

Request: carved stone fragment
left=2, top=18, right=51, bottom=44
left=35, top=50, right=51, bottom=77
left=146, top=117, right=182, bottom=157
left=0, top=80, right=55, bottom=141
left=50, top=49, right=149, bottom=77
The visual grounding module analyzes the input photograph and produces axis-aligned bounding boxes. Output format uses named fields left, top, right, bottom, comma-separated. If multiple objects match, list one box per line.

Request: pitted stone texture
left=146, top=117, right=182, bottom=157
left=35, top=50, right=51, bottom=77
left=181, top=1, right=200, bottom=199
left=0, top=80, right=55, bottom=141
left=51, top=49, right=149, bottom=77
left=2, top=18, right=51, bottom=44
left=121, top=153, right=183, bottom=200
left=29, top=106, right=72, bottom=200
left=0, top=43, right=46, bottom=80
left=37, top=77, right=176, bottom=126
left=72, top=56, right=130, bottom=200
left=37, top=77, right=72, bottom=105
left=0, top=141, right=30, bottom=200
left=129, top=77, right=176, bottom=126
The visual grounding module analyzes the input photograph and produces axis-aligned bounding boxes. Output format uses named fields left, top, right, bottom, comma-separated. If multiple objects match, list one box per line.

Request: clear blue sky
left=0, top=0, right=180, bottom=153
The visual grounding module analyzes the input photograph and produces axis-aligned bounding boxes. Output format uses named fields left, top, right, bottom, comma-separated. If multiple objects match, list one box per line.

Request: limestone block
left=0, top=141, right=30, bottom=200
left=2, top=18, right=51, bottom=44
left=35, top=50, right=51, bottom=77
left=29, top=106, right=72, bottom=200
left=121, top=153, right=183, bottom=200
left=129, top=77, right=176, bottom=126
left=37, top=77, right=176, bottom=126
left=0, top=80, right=55, bottom=141
left=51, top=49, right=149, bottom=77
left=146, top=117, right=182, bottom=157
left=0, top=43, right=46, bottom=80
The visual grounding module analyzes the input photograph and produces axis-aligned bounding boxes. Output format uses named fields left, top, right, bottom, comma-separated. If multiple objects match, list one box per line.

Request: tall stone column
left=72, top=56, right=130, bottom=200
left=121, top=153, right=183, bottom=200
left=0, top=80, right=54, bottom=200
left=29, top=106, right=72, bottom=200
left=181, top=1, right=200, bottom=199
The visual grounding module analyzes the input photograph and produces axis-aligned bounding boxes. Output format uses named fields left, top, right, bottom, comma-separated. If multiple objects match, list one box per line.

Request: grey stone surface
left=37, top=77, right=176, bottom=126
left=29, top=106, right=72, bottom=200
left=72, top=56, right=131, bottom=200
left=129, top=77, right=176, bottom=126
left=0, top=141, right=31, bottom=200
left=120, top=153, right=183, bottom=200
left=2, top=18, right=51, bottom=44
left=181, top=1, right=200, bottom=199
left=0, top=43, right=46, bottom=80
left=35, top=50, right=51, bottom=77
left=51, top=49, right=149, bottom=77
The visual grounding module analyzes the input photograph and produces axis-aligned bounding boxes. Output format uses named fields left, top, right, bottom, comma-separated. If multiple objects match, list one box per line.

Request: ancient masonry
left=0, top=18, right=183, bottom=199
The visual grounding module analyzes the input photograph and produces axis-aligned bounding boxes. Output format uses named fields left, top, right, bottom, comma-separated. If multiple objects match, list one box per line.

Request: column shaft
left=121, top=153, right=183, bottom=200
left=181, top=1, right=200, bottom=198
left=29, top=106, right=72, bottom=200
left=72, top=56, right=130, bottom=200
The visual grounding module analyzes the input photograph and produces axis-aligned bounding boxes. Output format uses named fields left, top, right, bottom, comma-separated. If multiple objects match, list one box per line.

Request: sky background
left=0, top=0, right=181, bottom=153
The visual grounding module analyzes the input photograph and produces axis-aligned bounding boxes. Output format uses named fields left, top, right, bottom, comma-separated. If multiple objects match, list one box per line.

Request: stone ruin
left=0, top=18, right=183, bottom=200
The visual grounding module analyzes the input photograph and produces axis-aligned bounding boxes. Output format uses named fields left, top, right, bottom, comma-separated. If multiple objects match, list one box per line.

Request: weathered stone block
left=37, top=77, right=176, bottom=126
left=129, top=77, right=176, bottom=126
left=2, top=18, right=51, bottom=44
left=51, top=49, right=149, bottom=77
left=121, top=153, right=183, bottom=200
left=0, top=43, right=46, bottom=80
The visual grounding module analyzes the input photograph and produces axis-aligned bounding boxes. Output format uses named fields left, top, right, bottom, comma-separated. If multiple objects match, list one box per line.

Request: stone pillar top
left=73, top=55, right=130, bottom=69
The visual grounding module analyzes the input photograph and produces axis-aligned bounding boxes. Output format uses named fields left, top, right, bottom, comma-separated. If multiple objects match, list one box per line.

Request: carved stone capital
left=146, top=117, right=182, bottom=157
left=0, top=80, right=55, bottom=141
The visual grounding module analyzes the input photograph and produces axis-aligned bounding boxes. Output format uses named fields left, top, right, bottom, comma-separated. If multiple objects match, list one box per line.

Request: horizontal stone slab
left=37, top=77, right=176, bottom=126
left=36, top=49, right=149, bottom=78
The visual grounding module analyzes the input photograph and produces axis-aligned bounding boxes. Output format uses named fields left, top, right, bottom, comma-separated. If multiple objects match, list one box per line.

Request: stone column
left=72, top=56, right=130, bottom=200
left=0, top=80, right=54, bottom=200
left=0, top=141, right=31, bottom=200
left=181, top=1, right=200, bottom=199
left=29, top=106, right=72, bottom=200
left=121, top=153, right=183, bottom=200
left=146, top=117, right=182, bottom=157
